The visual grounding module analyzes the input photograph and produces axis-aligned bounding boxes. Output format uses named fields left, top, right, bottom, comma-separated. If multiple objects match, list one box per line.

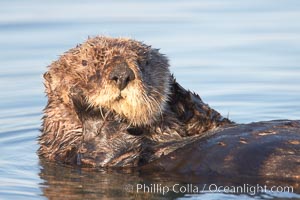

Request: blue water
left=0, top=0, right=299, bottom=199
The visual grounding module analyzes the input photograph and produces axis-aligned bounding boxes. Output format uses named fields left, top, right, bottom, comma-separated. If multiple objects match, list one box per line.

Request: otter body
left=39, top=36, right=300, bottom=180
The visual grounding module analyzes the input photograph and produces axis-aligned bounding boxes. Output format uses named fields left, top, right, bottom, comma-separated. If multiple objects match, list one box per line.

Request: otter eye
left=145, top=60, right=149, bottom=65
left=82, top=60, right=88, bottom=66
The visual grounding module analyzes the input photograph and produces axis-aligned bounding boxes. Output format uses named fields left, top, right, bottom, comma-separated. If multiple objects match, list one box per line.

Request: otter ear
left=43, top=68, right=61, bottom=94
left=43, top=71, right=53, bottom=93
left=43, top=71, right=51, bottom=82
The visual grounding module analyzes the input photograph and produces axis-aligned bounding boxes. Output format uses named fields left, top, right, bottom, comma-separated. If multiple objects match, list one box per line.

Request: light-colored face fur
left=47, top=36, right=171, bottom=126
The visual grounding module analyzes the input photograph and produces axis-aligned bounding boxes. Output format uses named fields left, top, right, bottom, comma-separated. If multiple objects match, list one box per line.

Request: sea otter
left=39, top=36, right=300, bottom=179
left=39, top=36, right=231, bottom=166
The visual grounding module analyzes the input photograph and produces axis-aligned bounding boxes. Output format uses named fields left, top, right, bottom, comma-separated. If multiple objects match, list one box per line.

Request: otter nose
left=109, top=62, right=135, bottom=90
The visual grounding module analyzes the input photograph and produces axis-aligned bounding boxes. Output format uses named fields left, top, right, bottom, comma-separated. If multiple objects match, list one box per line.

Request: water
left=0, top=0, right=299, bottom=199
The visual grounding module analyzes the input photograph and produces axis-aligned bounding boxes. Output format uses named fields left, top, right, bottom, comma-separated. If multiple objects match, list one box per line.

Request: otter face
left=49, top=36, right=171, bottom=126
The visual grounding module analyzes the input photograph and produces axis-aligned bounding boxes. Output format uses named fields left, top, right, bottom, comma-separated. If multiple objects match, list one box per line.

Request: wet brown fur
left=38, top=36, right=231, bottom=167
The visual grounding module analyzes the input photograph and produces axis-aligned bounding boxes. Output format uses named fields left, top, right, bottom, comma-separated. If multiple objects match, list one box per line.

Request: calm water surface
left=0, top=0, right=299, bottom=199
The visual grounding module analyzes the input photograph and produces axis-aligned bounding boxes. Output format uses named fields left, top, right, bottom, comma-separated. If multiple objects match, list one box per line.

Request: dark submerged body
left=142, top=120, right=300, bottom=180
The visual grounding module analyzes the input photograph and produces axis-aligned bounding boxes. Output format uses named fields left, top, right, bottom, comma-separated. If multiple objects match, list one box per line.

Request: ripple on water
left=0, top=110, right=44, bottom=200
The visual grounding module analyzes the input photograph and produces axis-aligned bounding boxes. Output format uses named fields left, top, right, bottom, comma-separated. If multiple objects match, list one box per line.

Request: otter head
left=45, top=36, right=171, bottom=126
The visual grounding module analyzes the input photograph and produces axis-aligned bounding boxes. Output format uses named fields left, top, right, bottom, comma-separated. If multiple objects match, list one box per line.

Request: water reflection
left=39, top=160, right=300, bottom=199
left=39, top=160, right=183, bottom=199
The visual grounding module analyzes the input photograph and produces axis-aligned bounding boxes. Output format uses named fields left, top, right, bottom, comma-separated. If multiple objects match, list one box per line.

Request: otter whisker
left=99, top=107, right=105, bottom=119
left=141, top=93, right=152, bottom=112
left=141, top=92, right=154, bottom=120
left=148, top=95, right=164, bottom=123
